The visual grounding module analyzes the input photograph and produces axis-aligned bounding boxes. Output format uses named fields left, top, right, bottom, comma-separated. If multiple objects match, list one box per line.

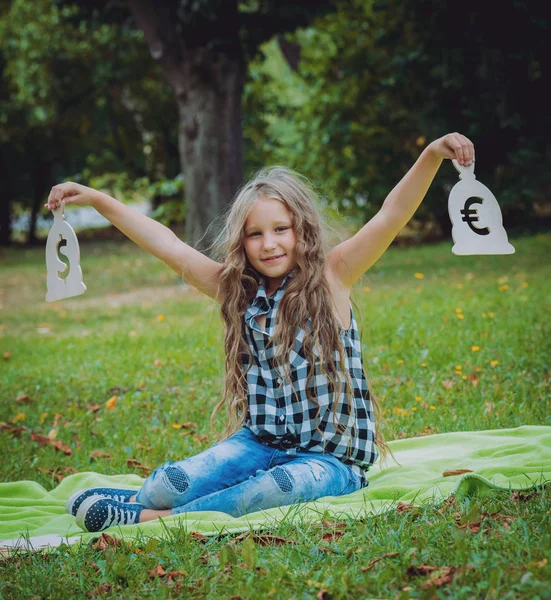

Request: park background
left=1, top=1, right=550, bottom=599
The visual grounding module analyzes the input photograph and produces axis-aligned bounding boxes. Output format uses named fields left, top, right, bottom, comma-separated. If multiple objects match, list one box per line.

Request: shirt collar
left=251, top=269, right=295, bottom=310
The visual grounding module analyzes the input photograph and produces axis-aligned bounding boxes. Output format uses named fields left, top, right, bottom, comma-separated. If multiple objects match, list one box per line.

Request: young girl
left=46, top=133, right=474, bottom=533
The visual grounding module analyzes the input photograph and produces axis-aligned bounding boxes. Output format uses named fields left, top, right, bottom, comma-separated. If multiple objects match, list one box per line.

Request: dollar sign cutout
left=448, top=159, right=515, bottom=256
left=45, top=202, right=87, bottom=302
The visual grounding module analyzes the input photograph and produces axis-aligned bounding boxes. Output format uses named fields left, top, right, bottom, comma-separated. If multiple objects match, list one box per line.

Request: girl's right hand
left=44, top=182, right=102, bottom=211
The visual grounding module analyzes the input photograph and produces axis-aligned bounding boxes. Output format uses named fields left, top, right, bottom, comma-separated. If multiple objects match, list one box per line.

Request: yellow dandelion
left=40, top=412, right=48, bottom=424
left=457, top=314, right=464, bottom=319
left=414, top=273, right=424, bottom=279
left=498, top=284, right=509, bottom=292
left=157, top=314, right=165, bottom=322
left=106, top=395, right=118, bottom=411
left=421, top=363, right=427, bottom=367
left=455, top=308, right=462, bottom=313
left=488, top=312, right=495, bottom=318
left=522, top=282, right=529, bottom=288
left=471, top=346, right=480, bottom=352
left=415, top=396, right=422, bottom=401
left=363, top=287, right=371, bottom=293
left=491, top=360, right=499, bottom=367
left=429, top=405, right=436, bottom=410
left=456, top=365, right=462, bottom=371
left=397, top=359, right=404, bottom=364
left=12, top=412, right=26, bottom=424
left=172, top=423, right=181, bottom=429
left=411, top=406, right=417, bottom=411
left=462, top=375, right=467, bottom=380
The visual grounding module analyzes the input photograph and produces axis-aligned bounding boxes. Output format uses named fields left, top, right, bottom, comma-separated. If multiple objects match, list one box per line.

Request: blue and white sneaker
left=75, top=496, right=144, bottom=532
left=66, top=487, right=139, bottom=516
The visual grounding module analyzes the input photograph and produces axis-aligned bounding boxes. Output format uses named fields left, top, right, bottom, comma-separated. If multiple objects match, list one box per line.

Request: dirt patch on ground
left=60, top=284, right=205, bottom=310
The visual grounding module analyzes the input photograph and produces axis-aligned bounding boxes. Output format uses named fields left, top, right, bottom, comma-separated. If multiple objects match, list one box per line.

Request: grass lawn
left=1, top=232, right=550, bottom=599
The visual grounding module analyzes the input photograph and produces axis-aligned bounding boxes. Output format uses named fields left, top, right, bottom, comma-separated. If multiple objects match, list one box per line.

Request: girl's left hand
left=427, top=133, right=475, bottom=167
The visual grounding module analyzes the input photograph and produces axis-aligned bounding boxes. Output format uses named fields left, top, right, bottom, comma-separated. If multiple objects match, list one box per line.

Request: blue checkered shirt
left=242, top=272, right=378, bottom=487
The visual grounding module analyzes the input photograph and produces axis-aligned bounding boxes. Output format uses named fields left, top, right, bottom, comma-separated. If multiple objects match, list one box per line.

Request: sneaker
left=66, top=487, right=138, bottom=516
left=75, top=496, right=144, bottom=532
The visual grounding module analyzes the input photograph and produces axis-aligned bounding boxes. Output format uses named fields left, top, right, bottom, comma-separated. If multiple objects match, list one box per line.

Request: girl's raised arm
left=326, top=133, right=474, bottom=289
left=46, top=183, right=223, bottom=301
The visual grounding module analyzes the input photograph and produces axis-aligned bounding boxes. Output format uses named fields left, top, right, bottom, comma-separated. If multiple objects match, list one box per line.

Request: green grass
left=1, top=233, right=550, bottom=599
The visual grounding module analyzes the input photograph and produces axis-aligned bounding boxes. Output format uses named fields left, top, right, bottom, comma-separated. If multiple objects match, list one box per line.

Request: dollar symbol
left=460, top=198, right=490, bottom=236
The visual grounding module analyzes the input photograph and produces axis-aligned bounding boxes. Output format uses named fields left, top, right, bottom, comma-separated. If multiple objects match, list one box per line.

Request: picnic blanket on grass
left=1, top=425, right=549, bottom=552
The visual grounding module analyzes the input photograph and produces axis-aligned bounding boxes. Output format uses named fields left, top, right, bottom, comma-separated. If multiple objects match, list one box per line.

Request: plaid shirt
left=242, top=272, right=378, bottom=487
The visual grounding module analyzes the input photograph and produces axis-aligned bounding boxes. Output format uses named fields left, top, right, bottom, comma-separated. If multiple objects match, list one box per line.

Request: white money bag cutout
left=448, top=159, right=515, bottom=256
left=45, top=202, right=87, bottom=302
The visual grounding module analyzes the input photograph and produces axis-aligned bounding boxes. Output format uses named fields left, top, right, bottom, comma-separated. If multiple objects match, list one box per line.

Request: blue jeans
left=135, top=427, right=363, bottom=518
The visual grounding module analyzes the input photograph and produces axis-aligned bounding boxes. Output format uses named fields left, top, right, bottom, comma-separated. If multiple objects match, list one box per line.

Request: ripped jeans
left=135, top=427, right=363, bottom=518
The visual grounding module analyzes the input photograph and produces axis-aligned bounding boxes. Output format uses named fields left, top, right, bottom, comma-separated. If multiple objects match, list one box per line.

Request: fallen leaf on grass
left=31, top=431, right=73, bottom=454
left=442, top=469, right=474, bottom=477
left=395, top=502, right=417, bottom=513
left=91, top=533, right=123, bottom=550
left=105, top=396, right=117, bottom=411
left=30, top=432, right=52, bottom=447
left=51, top=439, right=72, bottom=455
left=86, top=404, right=102, bottom=413
left=0, top=422, right=28, bottom=437
left=90, top=450, right=112, bottom=459
left=406, top=563, right=470, bottom=589
left=52, top=413, right=63, bottom=427
left=442, top=380, right=455, bottom=389
left=468, top=373, right=479, bottom=387
left=437, top=494, right=458, bottom=514
left=173, top=421, right=197, bottom=430
left=37, top=466, right=78, bottom=483
left=232, top=532, right=296, bottom=546
left=87, top=583, right=111, bottom=598
left=127, top=459, right=152, bottom=474
left=361, top=551, right=400, bottom=571
left=15, top=394, right=33, bottom=404
left=148, top=564, right=186, bottom=582
left=195, top=434, right=209, bottom=443
left=511, top=489, right=540, bottom=503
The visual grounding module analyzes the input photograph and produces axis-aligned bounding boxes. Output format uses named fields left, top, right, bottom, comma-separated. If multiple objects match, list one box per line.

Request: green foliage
left=244, top=0, right=550, bottom=231
left=150, top=176, right=186, bottom=226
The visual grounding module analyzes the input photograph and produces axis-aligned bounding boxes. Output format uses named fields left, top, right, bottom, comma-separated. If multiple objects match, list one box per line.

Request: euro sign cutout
left=45, top=203, right=87, bottom=302
left=448, top=160, right=515, bottom=256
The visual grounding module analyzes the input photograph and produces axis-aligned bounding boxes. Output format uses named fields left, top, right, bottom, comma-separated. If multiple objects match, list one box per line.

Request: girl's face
left=243, top=197, right=297, bottom=291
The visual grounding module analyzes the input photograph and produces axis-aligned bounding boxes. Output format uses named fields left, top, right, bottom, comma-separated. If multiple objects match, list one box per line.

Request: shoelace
left=104, top=504, right=138, bottom=529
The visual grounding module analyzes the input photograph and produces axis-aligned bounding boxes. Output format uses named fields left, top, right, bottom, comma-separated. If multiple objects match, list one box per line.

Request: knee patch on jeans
left=270, top=466, right=294, bottom=493
left=165, top=466, right=189, bottom=494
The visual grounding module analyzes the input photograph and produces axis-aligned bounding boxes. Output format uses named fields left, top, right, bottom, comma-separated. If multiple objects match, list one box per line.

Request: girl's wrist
left=421, top=142, right=445, bottom=165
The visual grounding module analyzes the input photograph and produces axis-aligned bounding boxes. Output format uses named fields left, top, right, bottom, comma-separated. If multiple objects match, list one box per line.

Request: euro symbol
left=460, top=198, right=490, bottom=236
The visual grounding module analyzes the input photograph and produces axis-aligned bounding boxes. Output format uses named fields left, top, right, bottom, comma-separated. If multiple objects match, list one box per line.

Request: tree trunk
left=0, top=146, right=13, bottom=247
left=178, top=53, right=244, bottom=251
left=127, top=0, right=245, bottom=252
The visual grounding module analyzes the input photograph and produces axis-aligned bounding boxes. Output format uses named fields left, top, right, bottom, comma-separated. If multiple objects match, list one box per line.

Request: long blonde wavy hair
left=210, top=166, right=394, bottom=465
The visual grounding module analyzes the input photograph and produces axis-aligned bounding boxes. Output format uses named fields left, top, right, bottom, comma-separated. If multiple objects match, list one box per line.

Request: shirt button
left=279, top=415, right=285, bottom=423
left=277, top=378, right=282, bottom=385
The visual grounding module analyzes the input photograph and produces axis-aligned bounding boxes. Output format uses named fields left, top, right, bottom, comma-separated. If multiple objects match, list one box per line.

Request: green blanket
left=1, top=425, right=549, bottom=551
